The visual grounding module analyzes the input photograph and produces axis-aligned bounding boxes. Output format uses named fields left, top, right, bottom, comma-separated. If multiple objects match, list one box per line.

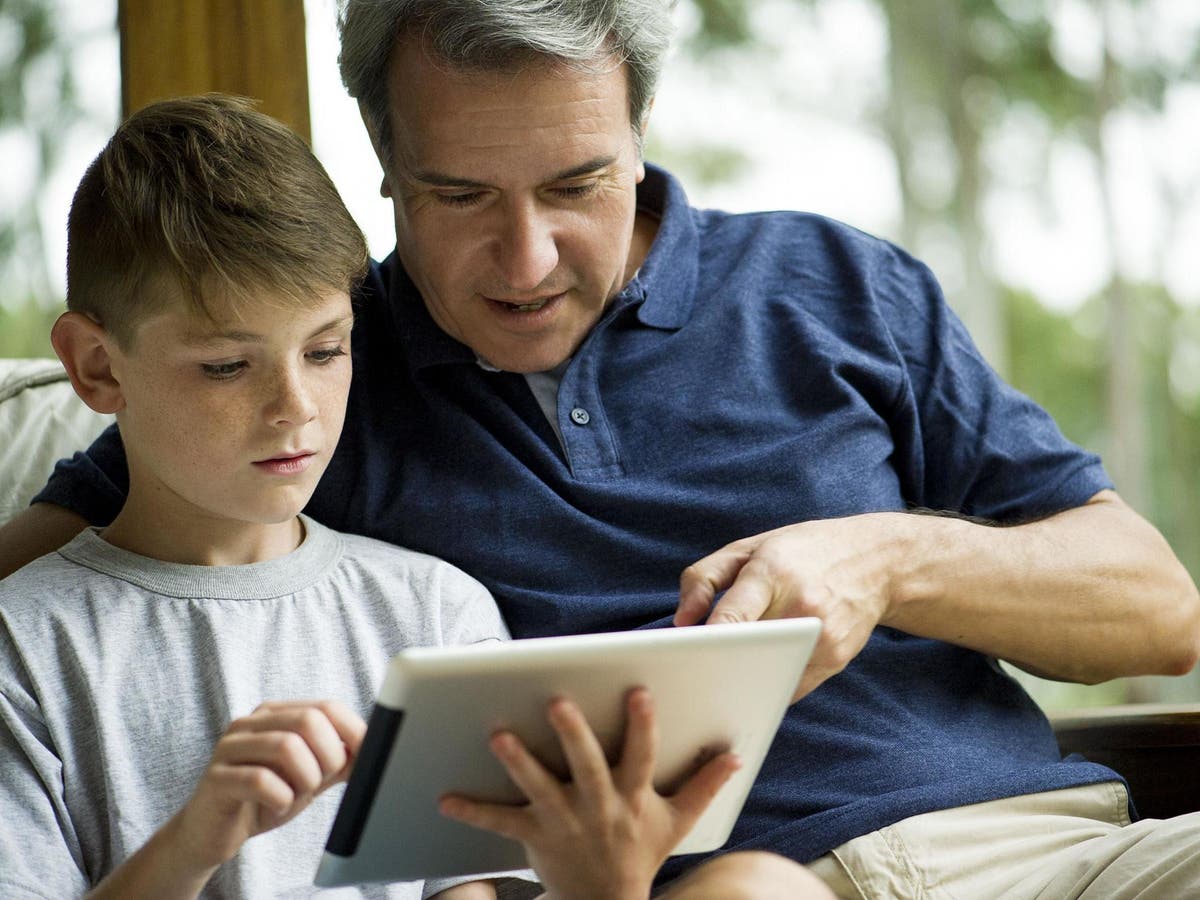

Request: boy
left=0, top=96, right=761, bottom=900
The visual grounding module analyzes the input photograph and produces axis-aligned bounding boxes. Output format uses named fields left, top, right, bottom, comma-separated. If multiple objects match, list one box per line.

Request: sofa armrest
left=0, top=358, right=114, bottom=526
left=1051, top=703, right=1200, bottom=819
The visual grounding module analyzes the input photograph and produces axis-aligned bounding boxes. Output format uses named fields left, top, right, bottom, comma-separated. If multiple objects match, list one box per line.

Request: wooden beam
left=118, top=0, right=311, bottom=142
left=1053, top=703, right=1200, bottom=819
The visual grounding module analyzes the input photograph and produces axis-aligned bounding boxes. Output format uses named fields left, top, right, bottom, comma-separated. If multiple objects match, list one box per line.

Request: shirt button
left=570, top=407, right=591, bottom=426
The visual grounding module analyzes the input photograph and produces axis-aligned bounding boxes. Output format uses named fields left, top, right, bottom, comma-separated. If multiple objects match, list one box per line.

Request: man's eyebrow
left=411, top=155, right=618, bottom=189
left=410, top=170, right=491, bottom=190
left=183, top=314, right=355, bottom=347
left=550, top=155, right=618, bottom=181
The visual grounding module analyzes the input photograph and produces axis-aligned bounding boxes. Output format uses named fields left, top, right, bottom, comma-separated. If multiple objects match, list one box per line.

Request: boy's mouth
left=253, top=451, right=316, bottom=476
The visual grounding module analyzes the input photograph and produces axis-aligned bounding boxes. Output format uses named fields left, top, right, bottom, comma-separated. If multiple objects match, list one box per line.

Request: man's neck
left=624, top=208, right=659, bottom=287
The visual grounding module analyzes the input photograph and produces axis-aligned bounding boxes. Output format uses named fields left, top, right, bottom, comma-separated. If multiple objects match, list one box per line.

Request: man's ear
left=641, top=96, right=655, bottom=135
left=50, top=311, right=126, bottom=414
left=358, top=101, right=395, bottom=199
left=635, top=96, right=655, bottom=179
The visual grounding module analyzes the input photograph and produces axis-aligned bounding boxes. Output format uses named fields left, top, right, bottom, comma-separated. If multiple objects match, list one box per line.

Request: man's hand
left=673, top=492, right=1200, bottom=692
left=438, top=689, right=741, bottom=900
left=675, top=513, right=912, bottom=701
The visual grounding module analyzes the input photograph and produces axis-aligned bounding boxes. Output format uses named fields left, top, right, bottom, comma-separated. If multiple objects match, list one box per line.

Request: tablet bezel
left=314, top=618, right=821, bottom=886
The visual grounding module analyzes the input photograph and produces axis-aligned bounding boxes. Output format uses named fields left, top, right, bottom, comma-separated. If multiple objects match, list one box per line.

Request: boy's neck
left=101, top=502, right=306, bottom=567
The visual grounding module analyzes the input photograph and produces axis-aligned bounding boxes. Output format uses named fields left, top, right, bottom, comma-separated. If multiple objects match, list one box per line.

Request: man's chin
left=475, top=334, right=581, bottom=374
left=482, top=351, right=571, bottom=374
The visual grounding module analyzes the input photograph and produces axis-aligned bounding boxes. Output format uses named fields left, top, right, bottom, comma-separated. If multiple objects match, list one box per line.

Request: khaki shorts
left=807, top=782, right=1200, bottom=899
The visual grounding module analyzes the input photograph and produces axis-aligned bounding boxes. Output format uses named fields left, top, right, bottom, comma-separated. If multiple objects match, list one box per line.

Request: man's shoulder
left=697, top=204, right=903, bottom=266
left=684, top=205, right=936, bottom=326
left=648, top=163, right=902, bottom=266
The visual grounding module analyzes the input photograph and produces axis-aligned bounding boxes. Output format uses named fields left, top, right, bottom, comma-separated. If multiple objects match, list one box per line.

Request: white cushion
left=0, top=359, right=114, bottom=526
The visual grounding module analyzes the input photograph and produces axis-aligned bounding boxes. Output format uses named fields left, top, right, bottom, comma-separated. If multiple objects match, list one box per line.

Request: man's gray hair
left=337, top=0, right=675, bottom=165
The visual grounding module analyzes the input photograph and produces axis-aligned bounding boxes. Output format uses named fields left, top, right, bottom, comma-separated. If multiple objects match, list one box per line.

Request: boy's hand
left=438, top=689, right=741, bottom=900
left=167, top=700, right=366, bottom=876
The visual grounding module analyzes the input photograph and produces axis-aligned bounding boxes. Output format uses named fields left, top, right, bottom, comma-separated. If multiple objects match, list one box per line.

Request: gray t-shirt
left=0, top=516, right=509, bottom=899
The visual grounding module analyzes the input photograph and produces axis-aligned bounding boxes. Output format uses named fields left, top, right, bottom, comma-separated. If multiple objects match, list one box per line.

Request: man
left=3, top=1, right=1199, bottom=896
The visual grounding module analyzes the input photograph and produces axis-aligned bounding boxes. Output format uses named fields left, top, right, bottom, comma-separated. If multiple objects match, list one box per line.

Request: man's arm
left=429, top=882, right=498, bottom=899
left=0, top=504, right=90, bottom=578
left=677, top=490, right=1200, bottom=699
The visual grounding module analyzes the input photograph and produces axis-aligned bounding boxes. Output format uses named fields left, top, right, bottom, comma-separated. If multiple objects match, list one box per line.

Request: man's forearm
left=0, top=503, right=90, bottom=579
left=883, top=490, right=1200, bottom=683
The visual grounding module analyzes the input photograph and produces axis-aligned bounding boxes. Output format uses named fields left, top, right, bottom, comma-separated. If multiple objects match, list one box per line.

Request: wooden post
left=118, top=0, right=311, bottom=142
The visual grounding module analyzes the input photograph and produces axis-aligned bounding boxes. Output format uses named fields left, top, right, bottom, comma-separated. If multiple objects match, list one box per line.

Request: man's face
left=109, top=290, right=354, bottom=537
left=381, top=39, right=648, bottom=373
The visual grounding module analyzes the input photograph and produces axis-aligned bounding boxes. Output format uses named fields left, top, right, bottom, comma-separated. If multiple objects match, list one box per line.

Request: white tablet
left=314, top=617, right=821, bottom=887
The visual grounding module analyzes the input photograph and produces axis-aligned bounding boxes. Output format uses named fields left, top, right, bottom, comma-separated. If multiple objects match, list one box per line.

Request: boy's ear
left=50, top=312, right=126, bottom=414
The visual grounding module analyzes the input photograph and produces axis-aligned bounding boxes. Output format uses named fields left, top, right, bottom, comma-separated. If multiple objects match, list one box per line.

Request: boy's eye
left=200, top=361, right=247, bottom=380
left=307, top=346, right=347, bottom=365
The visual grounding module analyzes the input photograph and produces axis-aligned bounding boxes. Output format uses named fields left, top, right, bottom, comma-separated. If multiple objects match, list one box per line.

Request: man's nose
left=265, top=364, right=318, bottom=426
left=495, top=198, right=559, bottom=292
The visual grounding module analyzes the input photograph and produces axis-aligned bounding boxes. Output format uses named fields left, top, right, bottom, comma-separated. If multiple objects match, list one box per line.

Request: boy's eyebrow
left=411, top=155, right=618, bottom=189
left=184, top=314, right=355, bottom=347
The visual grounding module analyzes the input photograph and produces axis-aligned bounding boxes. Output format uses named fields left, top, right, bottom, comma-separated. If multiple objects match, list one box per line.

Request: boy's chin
left=231, top=500, right=317, bottom=530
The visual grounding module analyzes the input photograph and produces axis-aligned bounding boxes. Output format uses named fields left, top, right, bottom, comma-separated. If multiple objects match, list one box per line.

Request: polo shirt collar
left=387, top=263, right=476, bottom=372
left=631, top=163, right=698, bottom=330
left=387, top=162, right=698, bottom=372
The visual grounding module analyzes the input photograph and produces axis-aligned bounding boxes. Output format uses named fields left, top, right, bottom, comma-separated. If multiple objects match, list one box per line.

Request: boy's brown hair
left=66, top=94, right=368, bottom=348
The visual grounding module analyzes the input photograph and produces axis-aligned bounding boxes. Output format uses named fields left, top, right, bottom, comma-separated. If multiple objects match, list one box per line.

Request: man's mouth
left=486, top=292, right=566, bottom=314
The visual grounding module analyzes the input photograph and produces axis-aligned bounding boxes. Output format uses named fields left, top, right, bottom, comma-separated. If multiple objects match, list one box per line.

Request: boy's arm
left=439, top=689, right=740, bottom=900
left=1, top=686, right=93, bottom=898
left=87, top=700, right=365, bottom=900
left=0, top=504, right=90, bottom=578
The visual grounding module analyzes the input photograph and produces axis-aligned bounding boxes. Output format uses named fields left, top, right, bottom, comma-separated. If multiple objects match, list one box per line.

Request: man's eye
left=200, top=361, right=247, bottom=380
left=436, top=192, right=485, bottom=208
left=308, top=346, right=347, bottom=364
left=553, top=182, right=597, bottom=200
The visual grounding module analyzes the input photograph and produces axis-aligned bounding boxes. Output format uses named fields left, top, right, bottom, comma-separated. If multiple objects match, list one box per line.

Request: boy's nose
left=266, top=366, right=318, bottom=426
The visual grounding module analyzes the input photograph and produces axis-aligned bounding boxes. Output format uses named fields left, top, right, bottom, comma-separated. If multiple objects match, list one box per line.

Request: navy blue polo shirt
left=39, top=165, right=1122, bottom=873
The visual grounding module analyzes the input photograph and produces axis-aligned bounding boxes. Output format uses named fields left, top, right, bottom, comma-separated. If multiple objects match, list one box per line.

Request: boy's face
left=108, top=289, right=354, bottom=541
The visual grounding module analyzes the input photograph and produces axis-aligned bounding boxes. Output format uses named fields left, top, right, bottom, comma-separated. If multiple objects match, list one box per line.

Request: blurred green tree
left=658, top=0, right=1200, bottom=707
left=0, top=0, right=87, bottom=340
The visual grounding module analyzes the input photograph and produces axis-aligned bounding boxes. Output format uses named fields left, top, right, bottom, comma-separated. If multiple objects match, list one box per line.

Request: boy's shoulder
left=331, top=526, right=491, bottom=598
left=0, top=537, right=93, bottom=613
left=325, top=523, right=507, bottom=644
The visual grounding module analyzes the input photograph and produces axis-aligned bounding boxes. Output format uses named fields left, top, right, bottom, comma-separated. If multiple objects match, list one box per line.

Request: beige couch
left=0, top=358, right=112, bottom=525
left=1, top=357, right=1196, bottom=819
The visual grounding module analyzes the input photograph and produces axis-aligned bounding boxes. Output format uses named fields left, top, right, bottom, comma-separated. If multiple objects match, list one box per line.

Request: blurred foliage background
left=1, top=0, right=1198, bottom=707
